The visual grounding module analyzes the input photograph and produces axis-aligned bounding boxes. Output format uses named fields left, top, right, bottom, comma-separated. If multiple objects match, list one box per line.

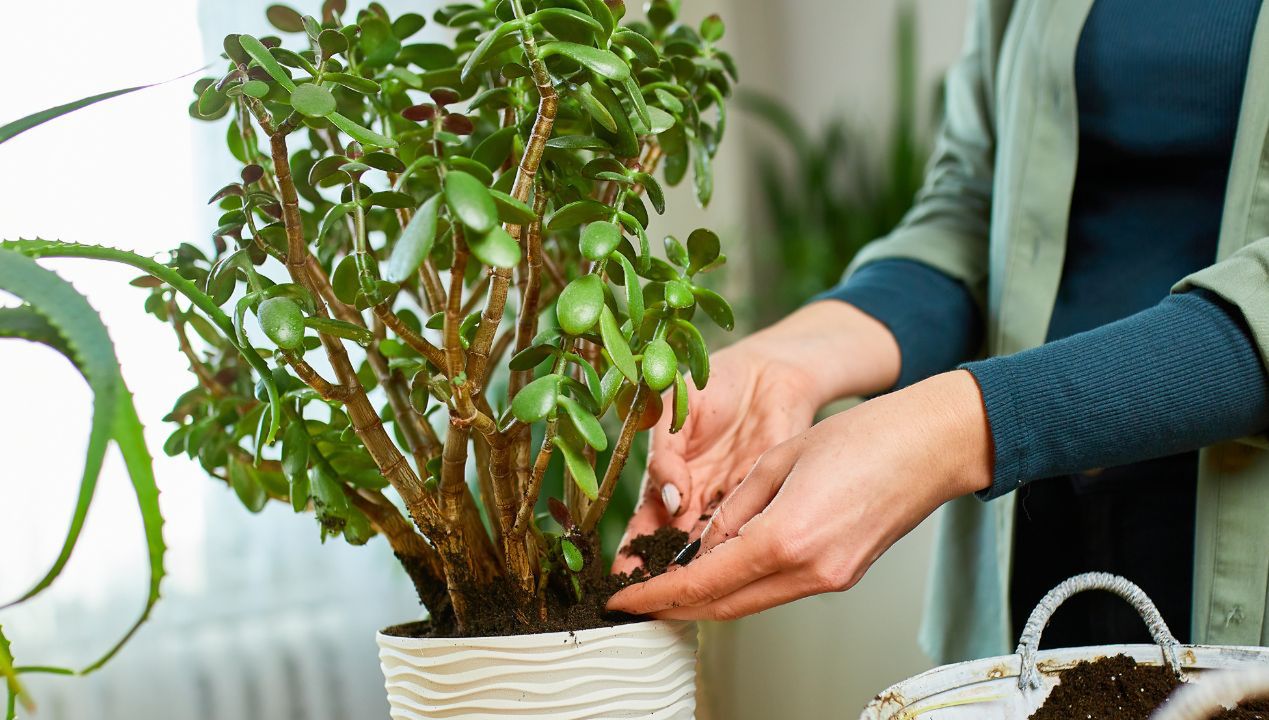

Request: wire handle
left=1150, top=670, right=1269, bottom=720
left=1015, top=572, right=1183, bottom=690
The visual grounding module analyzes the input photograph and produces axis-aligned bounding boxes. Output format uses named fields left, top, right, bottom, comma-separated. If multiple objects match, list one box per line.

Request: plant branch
left=580, top=383, right=649, bottom=533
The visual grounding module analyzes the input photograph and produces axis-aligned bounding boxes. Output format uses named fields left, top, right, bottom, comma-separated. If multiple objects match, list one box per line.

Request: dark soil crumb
left=620, top=526, right=689, bottom=578
left=384, top=527, right=690, bottom=640
left=1030, top=654, right=1269, bottom=720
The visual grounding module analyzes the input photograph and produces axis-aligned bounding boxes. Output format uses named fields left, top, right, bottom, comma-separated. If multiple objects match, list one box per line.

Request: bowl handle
left=1149, top=670, right=1269, bottom=720
left=1014, top=572, right=1183, bottom=690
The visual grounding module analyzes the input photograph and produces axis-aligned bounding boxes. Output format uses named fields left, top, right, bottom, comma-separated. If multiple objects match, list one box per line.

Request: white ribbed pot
left=376, top=619, right=698, bottom=719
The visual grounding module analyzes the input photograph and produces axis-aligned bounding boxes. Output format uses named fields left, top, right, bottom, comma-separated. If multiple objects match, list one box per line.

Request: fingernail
left=661, top=483, right=682, bottom=516
left=672, top=538, right=701, bottom=566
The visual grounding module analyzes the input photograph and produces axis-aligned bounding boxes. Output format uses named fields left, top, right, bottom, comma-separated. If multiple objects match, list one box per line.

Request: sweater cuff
left=965, top=289, right=1269, bottom=500
left=813, top=259, right=982, bottom=389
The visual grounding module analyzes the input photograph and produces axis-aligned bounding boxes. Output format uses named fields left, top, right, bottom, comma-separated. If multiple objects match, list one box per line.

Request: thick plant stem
left=465, top=14, right=558, bottom=394
left=581, top=385, right=649, bottom=533
left=513, top=419, right=558, bottom=535
left=509, top=194, right=549, bottom=399
left=264, top=128, right=443, bottom=539
left=373, top=303, right=447, bottom=371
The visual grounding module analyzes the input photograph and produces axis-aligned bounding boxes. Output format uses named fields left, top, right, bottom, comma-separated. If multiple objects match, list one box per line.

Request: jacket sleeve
left=843, top=0, right=1010, bottom=311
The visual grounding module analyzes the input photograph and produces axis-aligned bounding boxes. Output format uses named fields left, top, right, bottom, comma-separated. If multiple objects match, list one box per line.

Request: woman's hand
left=611, top=301, right=903, bottom=574
left=607, top=370, right=993, bottom=620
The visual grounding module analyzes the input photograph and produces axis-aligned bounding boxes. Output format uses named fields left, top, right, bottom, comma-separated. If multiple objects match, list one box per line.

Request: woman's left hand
left=606, top=370, right=995, bottom=621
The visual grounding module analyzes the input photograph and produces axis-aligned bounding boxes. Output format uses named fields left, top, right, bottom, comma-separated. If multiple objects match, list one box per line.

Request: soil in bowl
left=1029, top=654, right=1269, bottom=720
left=385, top=526, right=690, bottom=640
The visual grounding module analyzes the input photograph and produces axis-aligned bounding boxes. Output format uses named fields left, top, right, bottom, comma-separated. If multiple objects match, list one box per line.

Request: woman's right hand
left=612, top=300, right=902, bottom=574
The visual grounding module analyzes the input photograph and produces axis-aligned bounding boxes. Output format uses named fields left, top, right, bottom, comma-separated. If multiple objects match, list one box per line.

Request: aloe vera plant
left=2, top=0, right=733, bottom=702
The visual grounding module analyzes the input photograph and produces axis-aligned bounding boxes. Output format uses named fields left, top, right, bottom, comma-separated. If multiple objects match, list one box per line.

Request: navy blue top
left=818, top=0, right=1269, bottom=644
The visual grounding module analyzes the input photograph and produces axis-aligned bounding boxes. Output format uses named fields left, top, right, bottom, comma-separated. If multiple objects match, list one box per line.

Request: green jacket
left=847, top=0, right=1269, bottom=664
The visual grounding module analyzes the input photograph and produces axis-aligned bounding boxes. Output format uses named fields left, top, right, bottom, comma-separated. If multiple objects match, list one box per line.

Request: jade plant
left=0, top=0, right=734, bottom=693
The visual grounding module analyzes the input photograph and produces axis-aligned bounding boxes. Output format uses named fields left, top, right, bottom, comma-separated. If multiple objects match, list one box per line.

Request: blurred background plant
left=739, top=3, right=937, bottom=324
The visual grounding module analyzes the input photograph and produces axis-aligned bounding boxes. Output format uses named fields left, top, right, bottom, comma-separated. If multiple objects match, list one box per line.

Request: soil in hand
left=385, top=526, right=690, bottom=639
left=1030, top=654, right=1269, bottom=720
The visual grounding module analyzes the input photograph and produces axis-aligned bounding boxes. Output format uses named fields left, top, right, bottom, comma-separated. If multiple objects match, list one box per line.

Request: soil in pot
left=385, top=526, right=689, bottom=640
left=1029, top=654, right=1269, bottom=720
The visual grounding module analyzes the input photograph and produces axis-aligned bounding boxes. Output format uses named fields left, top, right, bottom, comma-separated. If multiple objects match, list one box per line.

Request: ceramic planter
left=377, top=619, right=698, bottom=719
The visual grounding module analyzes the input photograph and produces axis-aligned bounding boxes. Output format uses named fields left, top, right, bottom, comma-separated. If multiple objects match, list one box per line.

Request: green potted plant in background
left=741, top=2, right=930, bottom=323
left=0, top=0, right=734, bottom=716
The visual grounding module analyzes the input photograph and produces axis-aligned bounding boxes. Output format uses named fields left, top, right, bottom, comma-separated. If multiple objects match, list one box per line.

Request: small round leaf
left=557, top=274, right=604, bottom=335
left=511, top=374, right=560, bottom=423
left=641, top=338, right=677, bottom=392
left=444, top=170, right=498, bottom=234
left=258, top=297, right=305, bottom=350
left=290, top=83, right=336, bottom=117
left=580, top=220, right=622, bottom=261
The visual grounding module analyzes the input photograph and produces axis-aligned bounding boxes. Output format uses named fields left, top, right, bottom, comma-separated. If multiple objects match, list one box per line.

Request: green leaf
left=700, top=13, right=725, bottom=42
left=367, top=190, right=416, bottom=209
left=641, top=337, right=677, bottom=391
left=461, top=20, right=525, bottom=83
left=548, top=199, right=610, bottom=231
left=5, top=78, right=178, bottom=146
left=588, top=76, right=639, bottom=157
left=673, top=318, right=710, bottom=389
left=664, top=278, right=695, bottom=309
left=686, top=228, right=721, bottom=275
left=692, top=134, right=713, bottom=206
left=319, top=28, right=349, bottom=56
left=553, top=436, right=598, bottom=501
left=281, top=422, right=310, bottom=512
left=490, top=189, right=536, bottom=224
left=304, top=316, right=374, bottom=346
left=239, top=35, right=297, bottom=91
left=319, top=201, right=353, bottom=242
left=623, top=75, right=651, bottom=129
left=328, top=112, right=398, bottom=149
left=241, top=79, right=270, bottom=98
left=580, top=220, right=621, bottom=261
left=444, top=170, right=498, bottom=234
left=361, top=151, right=406, bottom=173
left=692, top=286, right=734, bottom=331
left=559, top=395, right=607, bottom=451
left=393, top=12, right=427, bottom=39
left=671, top=371, right=689, bottom=433
left=609, top=251, right=644, bottom=329
left=557, top=274, right=604, bottom=335
left=385, top=193, right=440, bottom=283
left=574, top=83, right=616, bottom=132
left=546, top=135, right=611, bottom=151
left=560, top=537, right=585, bottom=572
left=509, top=343, right=557, bottom=370
left=467, top=225, right=521, bottom=268
left=541, top=42, right=629, bottom=81
left=634, top=171, right=665, bottom=214
left=663, top=235, right=689, bottom=267
left=511, top=374, right=560, bottom=422
left=258, top=296, right=306, bottom=350
left=359, top=14, right=402, bottom=67
left=612, top=28, right=658, bottom=67
left=599, top=305, right=638, bottom=383
left=533, top=8, right=604, bottom=42
left=230, top=456, right=268, bottom=513
left=0, top=248, right=165, bottom=677
left=326, top=72, right=381, bottom=94
left=473, top=126, right=518, bottom=171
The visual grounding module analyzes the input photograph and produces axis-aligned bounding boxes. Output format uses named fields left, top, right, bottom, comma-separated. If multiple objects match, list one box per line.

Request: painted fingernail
left=661, top=483, right=682, bottom=516
left=672, top=538, right=701, bottom=566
